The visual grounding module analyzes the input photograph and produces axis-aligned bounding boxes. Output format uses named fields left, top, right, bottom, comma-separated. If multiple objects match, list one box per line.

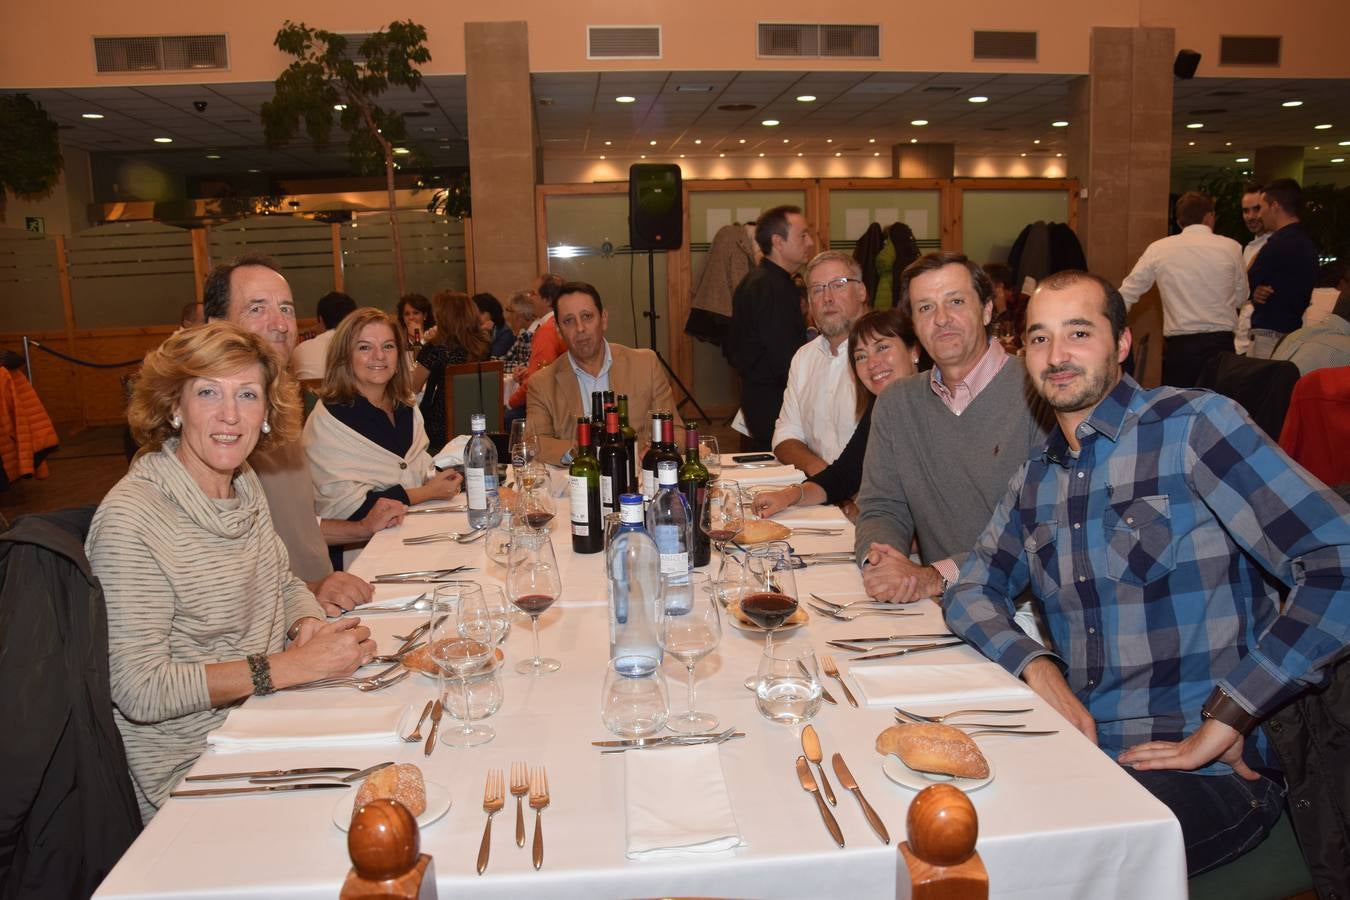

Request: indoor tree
left=0, top=94, right=63, bottom=225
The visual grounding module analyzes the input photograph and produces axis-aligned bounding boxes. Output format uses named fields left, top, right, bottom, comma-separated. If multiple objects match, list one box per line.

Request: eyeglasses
left=807, top=277, right=862, bottom=299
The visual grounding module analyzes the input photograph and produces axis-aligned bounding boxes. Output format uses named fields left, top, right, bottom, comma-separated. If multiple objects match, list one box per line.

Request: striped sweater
left=86, top=443, right=323, bottom=821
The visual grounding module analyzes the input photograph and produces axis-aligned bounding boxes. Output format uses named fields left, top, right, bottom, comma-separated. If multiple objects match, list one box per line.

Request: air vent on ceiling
left=923, top=85, right=963, bottom=93
left=972, top=30, right=1037, bottom=61
left=758, top=24, right=879, bottom=59
left=587, top=26, right=661, bottom=59
left=335, top=33, right=374, bottom=65
left=1219, top=35, right=1281, bottom=66
left=94, top=34, right=228, bottom=73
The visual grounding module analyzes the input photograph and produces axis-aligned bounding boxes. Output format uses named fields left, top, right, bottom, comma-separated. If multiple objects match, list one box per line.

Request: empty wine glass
left=700, top=478, right=744, bottom=575
left=657, top=572, right=722, bottom=733
left=698, top=435, right=721, bottom=482
left=509, top=420, right=539, bottom=484
left=505, top=524, right=562, bottom=675
left=429, top=582, right=499, bottom=747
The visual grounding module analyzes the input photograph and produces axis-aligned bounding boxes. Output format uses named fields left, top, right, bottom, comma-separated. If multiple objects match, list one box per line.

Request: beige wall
left=543, top=153, right=1067, bottom=184
left=0, top=147, right=93, bottom=237
left=4, top=0, right=1350, bottom=87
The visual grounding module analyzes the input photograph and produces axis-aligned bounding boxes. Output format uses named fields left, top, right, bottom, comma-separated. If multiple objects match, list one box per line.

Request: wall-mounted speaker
left=628, top=164, right=683, bottom=250
left=1174, top=49, right=1201, bottom=79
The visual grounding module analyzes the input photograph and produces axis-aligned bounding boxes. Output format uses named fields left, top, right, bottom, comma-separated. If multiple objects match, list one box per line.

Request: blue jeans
left=1126, top=767, right=1286, bottom=877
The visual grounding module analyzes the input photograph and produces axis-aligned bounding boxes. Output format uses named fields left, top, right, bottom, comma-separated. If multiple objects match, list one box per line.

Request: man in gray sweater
left=855, top=252, right=1052, bottom=636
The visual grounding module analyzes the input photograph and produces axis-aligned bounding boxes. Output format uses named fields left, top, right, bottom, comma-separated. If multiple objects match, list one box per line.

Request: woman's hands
left=407, top=468, right=463, bottom=505
left=276, top=617, right=374, bottom=685
left=752, top=486, right=799, bottom=518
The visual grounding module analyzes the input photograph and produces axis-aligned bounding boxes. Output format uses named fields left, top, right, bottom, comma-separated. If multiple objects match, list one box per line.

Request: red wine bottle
left=569, top=418, right=604, bottom=554
left=599, top=410, right=630, bottom=514
left=678, top=421, right=712, bottom=567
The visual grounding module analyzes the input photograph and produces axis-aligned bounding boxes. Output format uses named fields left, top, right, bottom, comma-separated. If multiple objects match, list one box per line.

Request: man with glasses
left=772, top=251, right=869, bottom=474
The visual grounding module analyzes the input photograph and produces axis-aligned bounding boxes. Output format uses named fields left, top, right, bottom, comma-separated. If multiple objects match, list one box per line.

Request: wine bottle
left=678, top=421, right=712, bottom=567
left=656, top=415, right=682, bottom=475
left=598, top=410, right=630, bottom=515
left=589, top=391, right=605, bottom=459
left=568, top=417, right=604, bottom=554
left=616, top=394, right=638, bottom=496
left=640, top=412, right=663, bottom=502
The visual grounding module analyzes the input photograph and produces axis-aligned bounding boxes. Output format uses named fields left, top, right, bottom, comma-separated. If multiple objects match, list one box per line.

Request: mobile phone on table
left=731, top=453, right=777, bottom=464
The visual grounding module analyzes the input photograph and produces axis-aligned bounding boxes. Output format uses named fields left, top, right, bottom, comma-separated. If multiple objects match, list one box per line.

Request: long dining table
left=95, top=479, right=1187, bottom=900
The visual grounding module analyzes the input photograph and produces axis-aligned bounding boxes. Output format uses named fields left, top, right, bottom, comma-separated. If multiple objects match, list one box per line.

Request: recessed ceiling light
left=834, top=151, right=841, bottom=157
left=333, top=104, right=347, bottom=111
left=1225, top=141, right=1233, bottom=146
left=81, top=112, right=104, bottom=120
left=247, top=168, right=260, bottom=173
left=604, top=140, right=612, bottom=146
left=616, top=96, right=636, bottom=103
left=797, top=152, right=803, bottom=157
left=910, top=119, right=928, bottom=126
left=796, top=95, right=816, bottom=103
left=1333, top=157, right=1346, bottom=163
left=782, top=138, right=789, bottom=143
left=1314, top=146, right=1321, bottom=150
left=1188, top=141, right=1196, bottom=146
left=968, top=96, right=988, bottom=103
left=762, top=119, right=779, bottom=127
left=868, top=138, right=876, bottom=143
left=1235, top=157, right=1250, bottom=162
left=910, top=138, right=918, bottom=144
left=719, top=152, right=725, bottom=158
left=873, top=152, right=880, bottom=157
left=679, top=154, right=685, bottom=158
left=1186, top=122, right=1204, bottom=129
left=1052, top=120, right=1069, bottom=127
left=599, top=154, right=606, bottom=159
left=649, top=140, right=657, bottom=146
left=758, top=152, right=765, bottom=157
left=1033, top=139, right=1040, bottom=144
left=1282, top=100, right=1303, bottom=108
left=694, top=139, right=701, bottom=145
left=153, top=137, right=173, bottom=143
left=1020, top=152, right=1027, bottom=157
left=826, top=138, right=832, bottom=144
left=1314, top=123, right=1333, bottom=130
left=1055, top=152, right=1062, bottom=157
left=393, top=147, right=410, bottom=155
left=205, top=154, right=221, bottom=159
left=1339, top=140, right=1350, bottom=146
left=738, top=138, right=746, bottom=144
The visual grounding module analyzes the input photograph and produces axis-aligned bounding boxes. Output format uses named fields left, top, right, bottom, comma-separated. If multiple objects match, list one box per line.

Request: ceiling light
left=694, top=139, right=702, bottom=145
left=1020, top=152, right=1027, bottom=157
left=1188, top=141, right=1196, bottom=146
left=1225, top=141, right=1233, bottom=146
left=649, top=140, right=657, bottom=146
left=1314, top=146, right=1321, bottom=150
left=758, top=152, right=765, bottom=157
left=1333, top=158, right=1345, bottom=163
left=1235, top=157, right=1250, bottom=162
left=796, top=95, right=816, bottom=103
left=81, top=112, right=104, bottom=120
left=393, top=147, right=410, bottom=155
left=1052, top=120, right=1069, bottom=127
left=762, top=119, right=779, bottom=127
left=1055, top=152, right=1062, bottom=157
left=333, top=104, right=347, bottom=111
left=205, top=154, right=221, bottom=159
left=834, top=152, right=841, bottom=157
left=968, top=95, right=988, bottom=103
left=910, top=138, right=918, bottom=144
left=1339, top=140, right=1350, bottom=146
left=738, top=138, right=746, bottom=144
left=1033, top=139, right=1040, bottom=144
left=873, top=152, right=880, bottom=157
left=797, top=152, right=803, bottom=157
left=599, top=154, right=606, bottom=159
left=868, top=138, right=876, bottom=143
left=640, top=154, right=646, bottom=159
left=1186, top=122, right=1204, bottom=129
left=719, top=152, right=725, bottom=158
left=1314, top=123, right=1333, bottom=130
left=826, top=138, right=832, bottom=144
left=1282, top=100, right=1303, bottom=108
left=783, top=138, right=789, bottom=143
left=153, top=137, right=173, bottom=143
left=616, top=96, right=636, bottom=103
left=910, top=119, right=928, bottom=126
left=679, top=154, right=685, bottom=158
left=247, top=168, right=260, bottom=173
left=604, top=140, right=612, bottom=146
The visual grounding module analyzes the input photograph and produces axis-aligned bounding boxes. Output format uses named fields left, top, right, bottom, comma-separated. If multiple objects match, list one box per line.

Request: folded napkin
left=433, top=435, right=470, bottom=469
left=361, top=592, right=424, bottom=611
left=769, top=506, right=851, bottom=529
left=720, top=465, right=805, bottom=487
left=849, top=662, right=1034, bottom=708
left=206, top=704, right=411, bottom=751
left=625, top=744, right=744, bottom=859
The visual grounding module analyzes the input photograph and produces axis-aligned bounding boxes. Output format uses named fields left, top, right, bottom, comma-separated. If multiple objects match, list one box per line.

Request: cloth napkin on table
left=768, top=506, right=851, bottom=529
left=206, top=704, right=411, bottom=751
left=433, top=435, right=470, bottom=469
left=625, top=744, right=744, bottom=859
left=719, top=464, right=805, bottom=487
left=849, top=662, right=1035, bottom=708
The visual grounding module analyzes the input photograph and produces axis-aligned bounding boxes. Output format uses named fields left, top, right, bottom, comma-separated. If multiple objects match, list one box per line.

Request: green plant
left=262, top=20, right=431, bottom=295
left=0, top=94, right=64, bottom=223
left=426, top=171, right=471, bottom=220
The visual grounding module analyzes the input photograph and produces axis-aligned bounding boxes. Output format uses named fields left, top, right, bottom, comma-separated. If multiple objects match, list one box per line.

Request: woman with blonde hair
left=304, top=307, right=462, bottom=526
left=87, top=321, right=375, bottom=821
left=411, top=290, right=489, bottom=448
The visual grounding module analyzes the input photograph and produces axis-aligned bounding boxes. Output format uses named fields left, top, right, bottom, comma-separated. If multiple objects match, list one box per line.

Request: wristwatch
left=286, top=619, right=308, bottom=643
left=1201, top=685, right=1260, bottom=735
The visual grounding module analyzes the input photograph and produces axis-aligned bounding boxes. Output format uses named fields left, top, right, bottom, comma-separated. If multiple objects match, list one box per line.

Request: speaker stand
left=642, top=250, right=710, bottom=423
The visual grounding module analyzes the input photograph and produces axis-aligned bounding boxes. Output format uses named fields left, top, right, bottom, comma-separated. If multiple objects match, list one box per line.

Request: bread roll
left=735, top=519, right=792, bottom=544
left=875, top=723, right=989, bottom=779
left=354, top=763, right=427, bottom=819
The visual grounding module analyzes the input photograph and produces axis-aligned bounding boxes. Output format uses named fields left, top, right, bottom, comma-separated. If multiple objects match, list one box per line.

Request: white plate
left=333, top=780, right=451, bottom=832
left=881, top=753, right=995, bottom=793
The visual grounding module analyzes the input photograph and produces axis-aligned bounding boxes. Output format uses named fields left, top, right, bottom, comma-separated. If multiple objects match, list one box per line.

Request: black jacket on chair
left=0, top=507, right=141, bottom=899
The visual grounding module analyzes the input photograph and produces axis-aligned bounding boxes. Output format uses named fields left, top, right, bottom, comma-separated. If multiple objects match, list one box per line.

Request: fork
left=529, top=766, right=550, bottom=870
left=811, top=592, right=909, bottom=611
left=510, top=762, right=529, bottom=848
left=820, top=654, right=859, bottom=708
left=477, top=769, right=505, bottom=875
left=345, top=594, right=432, bottom=616
left=285, top=662, right=404, bottom=691
left=401, top=531, right=467, bottom=545
left=807, top=602, right=920, bottom=622
left=894, top=706, right=1033, bottom=723
left=403, top=700, right=436, bottom=743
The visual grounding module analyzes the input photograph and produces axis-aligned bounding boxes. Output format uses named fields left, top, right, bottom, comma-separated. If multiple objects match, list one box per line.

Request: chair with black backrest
left=1194, top=351, right=1301, bottom=440
left=443, top=360, right=506, bottom=439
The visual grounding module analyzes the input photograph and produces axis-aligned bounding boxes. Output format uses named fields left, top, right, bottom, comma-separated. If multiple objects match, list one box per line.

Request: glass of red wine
left=740, top=542, right=799, bottom=654
left=505, top=524, right=562, bottom=675
left=701, top=478, right=744, bottom=576
left=516, top=463, right=555, bottom=529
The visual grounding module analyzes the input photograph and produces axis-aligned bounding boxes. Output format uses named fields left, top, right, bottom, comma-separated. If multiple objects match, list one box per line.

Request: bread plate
left=333, top=781, right=451, bottom=832
left=881, top=754, right=995, bottom=793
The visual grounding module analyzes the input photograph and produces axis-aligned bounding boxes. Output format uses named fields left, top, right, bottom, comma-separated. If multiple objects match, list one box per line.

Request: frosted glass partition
left=543, top=194, right=668, bottom=358
left=0, top=228, right=64, bottom=333
left=209, top=215, right=335, bottom=318
left=687, top=190, right=805, bottom=410
left=827, top=190, right=941, bottom=250
left=340, top=211, right=466, bottom=310
left=961, top=190, right=1070, bottom=268
left=67, top=222, right=196, bottom=328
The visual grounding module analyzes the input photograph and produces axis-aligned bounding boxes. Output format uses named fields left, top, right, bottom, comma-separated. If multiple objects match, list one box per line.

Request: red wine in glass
left=740, top=591, right=797, bottom=630
left=524, top=511, right=555, bottom=528
left=513, top=593, right=556, bottom=616
left=705, top=527, right=738, bottom=544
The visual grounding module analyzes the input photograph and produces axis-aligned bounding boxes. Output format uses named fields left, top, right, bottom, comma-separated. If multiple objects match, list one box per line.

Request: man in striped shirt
left=945, top=269, right=1350, bottom=876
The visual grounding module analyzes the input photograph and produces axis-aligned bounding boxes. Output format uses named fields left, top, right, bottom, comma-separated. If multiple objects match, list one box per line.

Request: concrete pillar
left=464, top=22, right=539, bottom=298
left=891, top=143, right=954, bottom=178
left=1254, top=146, right=1304, bottom=185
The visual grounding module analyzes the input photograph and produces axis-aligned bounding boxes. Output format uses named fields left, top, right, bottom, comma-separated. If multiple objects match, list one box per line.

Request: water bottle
left=465, top=413, right=499, bottom=529
left=645, top=460, right=692, bottom=580
left=607, top=494, right=662, bottom=668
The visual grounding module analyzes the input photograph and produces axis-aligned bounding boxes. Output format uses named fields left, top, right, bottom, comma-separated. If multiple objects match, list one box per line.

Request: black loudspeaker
left=1174, top=49, right=1201, bottom=79
left=628, top=164, right=683, bottom=250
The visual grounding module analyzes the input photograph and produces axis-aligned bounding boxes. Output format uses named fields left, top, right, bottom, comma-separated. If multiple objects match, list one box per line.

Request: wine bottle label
left=641, top=469, right=656, bottom=500
left=568, top=475, right=591, bottom=524
left=659, top=552, right=689, bottom=576
left=600, top=474, right=614, bottom=505
left=466, top=467, right=487, bottom=509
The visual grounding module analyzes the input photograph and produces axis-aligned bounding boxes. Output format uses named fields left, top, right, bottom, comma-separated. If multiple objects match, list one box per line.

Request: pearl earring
left=170, top=413, right=181, bottom=430
left=260, top=420, right=271, bottom=435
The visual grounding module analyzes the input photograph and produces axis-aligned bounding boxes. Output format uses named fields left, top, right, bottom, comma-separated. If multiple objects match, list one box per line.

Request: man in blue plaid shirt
left=945, top=269, right=1350, bottom=876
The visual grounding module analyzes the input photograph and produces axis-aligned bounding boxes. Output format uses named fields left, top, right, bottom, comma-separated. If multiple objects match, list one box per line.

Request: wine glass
left=755, top=642, right=823, bottom=725
left=509, top=420, right=539, bottom=485
left=600, top=656, right=668, bottom=737
left=429, top=582, right=500, bottom=748
left=441, top=654, right=504, bottom=736
left=657, top=572, right=722, bottom=733
left=505, top=524, right=562, bottom=675
left=698, top=435, right=721, bottom=482
left=516, top=464, right=555, bottom=529
left=740, top=542, right=799, bottom=655
left=700, top=479, right=744, bottom=575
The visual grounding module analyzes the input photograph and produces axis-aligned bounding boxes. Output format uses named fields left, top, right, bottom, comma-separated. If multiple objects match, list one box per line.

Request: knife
left=594, top=730, right=744, bottom=750
left=405, top=505, right=467, bottom=515
left=831, top=753, right=890, bottom=844
left=850, top=640, right=965, bottom=662
left=424, top=700, right=443, bottom=756
left=185, top=765, right=360, bottom=782
left=830, top=633, right=955, bottom=645
left=374, top=566, right=471, bottom=580
left=800, top=660, right=835, bottom=705
left=596, top=732, right=745, bottom=753
left=795, top=755, right=844, bottom=847
left=170, top=782, right=351, bottom=798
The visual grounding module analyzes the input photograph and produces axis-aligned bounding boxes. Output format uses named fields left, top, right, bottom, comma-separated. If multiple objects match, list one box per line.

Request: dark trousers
left=740, top=383, right=784, bottom=452
left=1127, top=767, right=1285, bottom=877
left=1163, top=331, right=1235, bottom=388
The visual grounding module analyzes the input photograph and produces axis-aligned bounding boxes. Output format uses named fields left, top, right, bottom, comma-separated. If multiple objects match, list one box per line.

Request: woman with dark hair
left=411, top=291, right=490, bottom=448
left=473, top=292, right=515, bottom=358
left=304, top=308, right=463, bottom=525
left=751, top=309, right=924, bottom=518
left=397, top=293, right=434, bottom=345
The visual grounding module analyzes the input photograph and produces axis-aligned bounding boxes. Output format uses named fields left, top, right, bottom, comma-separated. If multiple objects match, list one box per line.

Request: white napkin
left=625, top=744, right=744, bottom=859
left=361, top=592, right=424, bottom=610
left=433, top=435, right=470, bottom=469
left=849, top=662, right=1035, bottom=708
left=770, top=506, right=851, bottom=529
left=720, top=464, right=805, bottom=487
left=206, top=704, right=411, bottom=751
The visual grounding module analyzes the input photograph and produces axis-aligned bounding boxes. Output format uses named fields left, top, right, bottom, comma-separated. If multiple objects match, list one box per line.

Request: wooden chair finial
left=341, top=799, right=437, bottom=900
left=897, top=784, right=988, bottom=900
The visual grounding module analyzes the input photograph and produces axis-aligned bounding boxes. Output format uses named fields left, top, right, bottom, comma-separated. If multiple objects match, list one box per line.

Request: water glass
left=484, top=505, right=516, bottom=568
left=441, top=654, right=504, bottom=725
left=479, top=583, right=512, bottom=643
left=600, top=656, right=669, bottom=737
left=429, top=582, right=499, bottom=747
left=754, top=642, right=823, bottom=725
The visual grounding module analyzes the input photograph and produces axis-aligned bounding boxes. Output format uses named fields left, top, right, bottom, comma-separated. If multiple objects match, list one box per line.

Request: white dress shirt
left=1243, top=231, right=1270, bottom=267
left=290, top=329, right=334, bottom=381
left=1118, top=224, right=1249, bottom=336
left=771, top=334, right=858, bottom=465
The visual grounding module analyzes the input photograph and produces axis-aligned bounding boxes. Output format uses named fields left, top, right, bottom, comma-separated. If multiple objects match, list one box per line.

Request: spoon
left=801, top=725, right=836, bottom=806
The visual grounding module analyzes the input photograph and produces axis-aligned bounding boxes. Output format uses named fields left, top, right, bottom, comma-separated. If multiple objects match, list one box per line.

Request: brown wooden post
left=52, top=234, right=85, bottom=430
left=463, top=215, right=475, bottom=294
left=331, top=222, right=345, bottom=292
left=190, top=227, right=210, bottom=300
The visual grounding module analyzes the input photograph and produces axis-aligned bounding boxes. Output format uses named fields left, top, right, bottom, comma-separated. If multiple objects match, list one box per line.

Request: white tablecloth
left=95, top=501, right=1186, bottom=900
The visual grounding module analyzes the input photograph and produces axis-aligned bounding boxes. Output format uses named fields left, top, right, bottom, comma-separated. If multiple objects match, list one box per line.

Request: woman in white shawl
left=304, top=307, right=462, bottom=522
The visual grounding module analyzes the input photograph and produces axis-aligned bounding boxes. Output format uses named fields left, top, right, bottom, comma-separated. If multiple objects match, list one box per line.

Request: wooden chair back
left=443, top=360, right=505, bottom=437
left=341, top=799, right=436, bottom=899
left=897, top=784, right=988, bottom=900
